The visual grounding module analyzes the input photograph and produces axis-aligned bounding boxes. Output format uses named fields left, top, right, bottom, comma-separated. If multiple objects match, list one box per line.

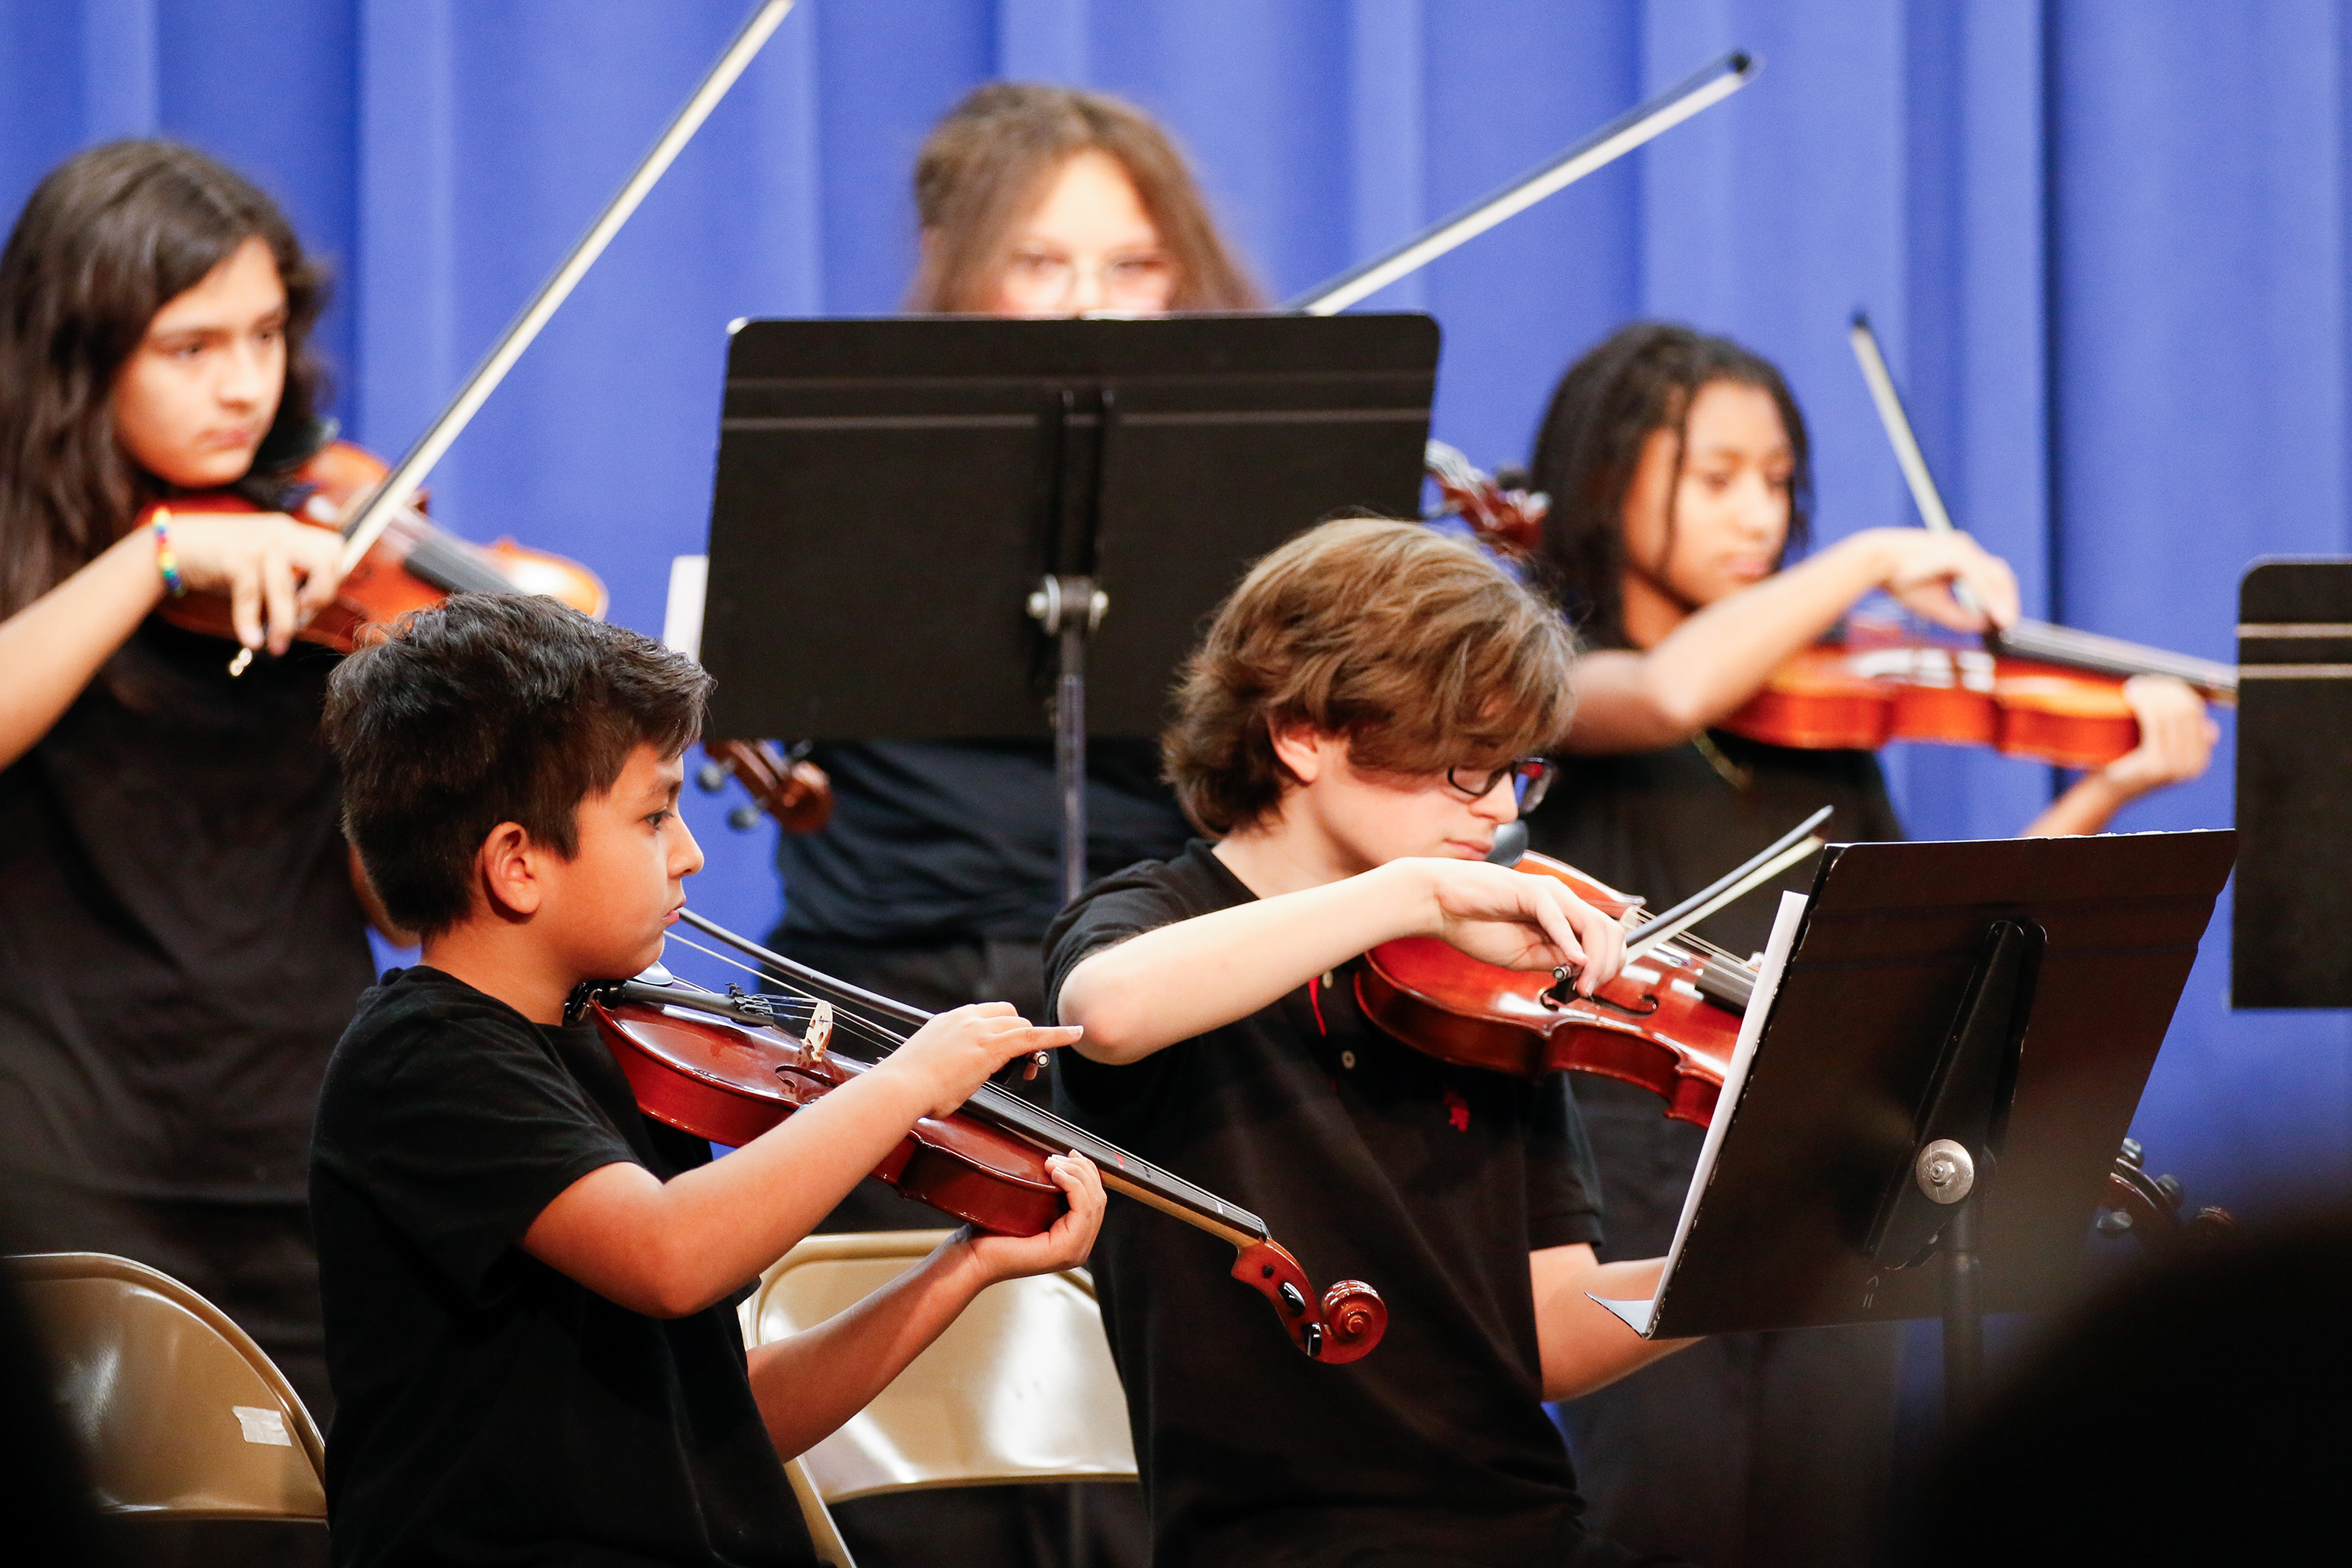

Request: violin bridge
left=805, top=1000, right=833, bottom=1062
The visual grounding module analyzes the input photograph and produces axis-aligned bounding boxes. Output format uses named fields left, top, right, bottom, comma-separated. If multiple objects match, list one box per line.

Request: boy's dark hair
left=0, top=140, right=331, bottom=615
left=1529, top=321, right=1813, bottom=648
left=323, top=594, right=713, bottom=938
left=1165, top=517, right=1577, bottom=837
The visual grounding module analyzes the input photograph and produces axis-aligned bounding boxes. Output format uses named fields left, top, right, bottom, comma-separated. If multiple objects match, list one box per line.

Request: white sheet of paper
left=662, top=554, right=709, bottom=661
left=1588, top=889, right=1812, bottom=1338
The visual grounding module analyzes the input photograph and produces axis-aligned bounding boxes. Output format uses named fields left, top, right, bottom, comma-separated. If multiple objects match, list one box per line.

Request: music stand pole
left=1940, top=1199, right=1984, bottom=1417
left=1029, top=574, right=1106, bottom=906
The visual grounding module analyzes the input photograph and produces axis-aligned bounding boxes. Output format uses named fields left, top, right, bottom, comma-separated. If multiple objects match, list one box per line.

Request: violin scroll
left=1231, top=1240, right=1385, bottom=1364
left=699, top=739, right=833, bottom=833
left=1425, top=441, right=1548, bottom=561
left=2096, top=1137, right=2234, bottom=1248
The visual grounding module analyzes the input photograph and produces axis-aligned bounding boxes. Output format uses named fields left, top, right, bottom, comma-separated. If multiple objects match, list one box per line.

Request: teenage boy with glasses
left=1044, top=517, right=1693, bottom=1568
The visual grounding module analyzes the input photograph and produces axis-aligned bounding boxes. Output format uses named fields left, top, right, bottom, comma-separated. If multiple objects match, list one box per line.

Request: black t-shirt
left=311, top=967, right=814, bottom=1568
left=1043, top=842, right=1609, bottom=1568
left=0, top=619, right=373, bottom=1201
left=1523, top=730, right=1903, bottom=1258
left=775, top=739, right=1192, bottom=946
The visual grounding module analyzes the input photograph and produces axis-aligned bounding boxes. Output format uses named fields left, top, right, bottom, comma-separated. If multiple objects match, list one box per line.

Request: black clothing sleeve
left=1526, top=1072, right=1608, bottom=1252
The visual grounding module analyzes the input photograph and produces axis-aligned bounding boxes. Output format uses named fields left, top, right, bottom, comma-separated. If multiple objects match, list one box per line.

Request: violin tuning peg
left=695, top=761, right=729, bottom=794
left=727, top=804, right=763, bottom=831
left=2118, top=1137, right=2144, bottom=1167
left=2094, top=1207, right=2134, bottom=1238
left=2155, top=1174, right=2184, bottom=1205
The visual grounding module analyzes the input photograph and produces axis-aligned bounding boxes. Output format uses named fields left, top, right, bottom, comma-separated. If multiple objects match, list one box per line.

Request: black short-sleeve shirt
left=311, top=967, right=815, bottom=1568
left=0, top=622, right=372, bottom=1201
left=1044, top=843, right=1608, bottom=1568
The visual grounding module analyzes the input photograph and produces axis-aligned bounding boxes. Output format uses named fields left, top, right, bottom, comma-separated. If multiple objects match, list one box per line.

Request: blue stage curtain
left=3, top=0, right=2345, bottom=1214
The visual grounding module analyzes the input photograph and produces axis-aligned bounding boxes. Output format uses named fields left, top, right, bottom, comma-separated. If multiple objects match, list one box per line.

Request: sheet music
left=662, top=555, right=708, bottom=662
left=1590, top=890, right=1810, bottom=1336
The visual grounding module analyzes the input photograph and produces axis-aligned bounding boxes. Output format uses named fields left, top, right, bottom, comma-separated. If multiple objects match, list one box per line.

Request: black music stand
left=1592, top=830, right=2236, bottom=1424
left=698, top=314, right=1438, bottom=899
left=2234, top=557, right=2352, bottom=1007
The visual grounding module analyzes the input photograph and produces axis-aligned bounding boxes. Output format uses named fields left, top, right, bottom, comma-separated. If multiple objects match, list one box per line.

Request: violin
left=1359, top=849, right=1751, bottom=1126
left=1719, top=615, right=2233, bottom=771
left=584, top=917, right=1387, bottom=1364
left=1425, top=441, right=2235, bottom=770
left=696, top=739, right=835, bottom=835
left=143, top=437, right=606, bottom=662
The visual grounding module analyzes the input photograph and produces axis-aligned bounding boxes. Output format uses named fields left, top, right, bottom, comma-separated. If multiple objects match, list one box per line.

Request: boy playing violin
left=312, top=593, right=1103, bottom=1567
left=1047, top=517, right=1687, bottom=1568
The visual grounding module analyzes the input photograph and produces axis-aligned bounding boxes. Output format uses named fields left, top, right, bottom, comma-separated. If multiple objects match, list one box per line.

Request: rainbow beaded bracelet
left=151, top=510, right=185, bottom=598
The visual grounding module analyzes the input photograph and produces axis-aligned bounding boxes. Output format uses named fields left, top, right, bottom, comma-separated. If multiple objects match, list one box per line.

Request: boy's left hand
left=960, top=1152, right=1106, bottom=1283
left=1420, top=859, right=1628, bottom=996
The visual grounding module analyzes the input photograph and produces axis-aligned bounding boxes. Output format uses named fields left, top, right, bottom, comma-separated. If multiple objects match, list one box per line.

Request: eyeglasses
left=1444, top=757, right=1556, bottom=813
left=1000, top=245, right=1178, bottom=310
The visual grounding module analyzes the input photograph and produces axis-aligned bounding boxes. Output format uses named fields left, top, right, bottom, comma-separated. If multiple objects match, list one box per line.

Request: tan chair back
left=743, top=1230, right=1138, bottom=1506
left=13, top=1251, right=327, bottom=1522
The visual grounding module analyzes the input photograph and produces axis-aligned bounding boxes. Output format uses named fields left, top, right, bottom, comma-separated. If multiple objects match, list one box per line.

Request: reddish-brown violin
left=1425, top=441, right=2235, bottom=770
left=144, top=439, right=607, bottom=659
left=1359, top=850, right=1750, bottom=1127
left=1716, top=617, right=2232, bottom=771
left=583, top=919, right=1387, bottom=1363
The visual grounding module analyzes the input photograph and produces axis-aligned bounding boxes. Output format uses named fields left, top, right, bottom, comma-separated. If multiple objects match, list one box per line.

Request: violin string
left=1643, top=927, right=1753, bottom=977
left=658, top=931, right=911, bottom=1054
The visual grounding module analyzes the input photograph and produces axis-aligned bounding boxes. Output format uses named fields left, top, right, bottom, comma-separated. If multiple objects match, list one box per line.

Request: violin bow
left=1287, top=51, right=1758, bottom=315
left=1621, top=805, right=1831, bottom=963
left=1846, top=314, right=2236, bottom=700
left=335, top=0, right=796, bottom=578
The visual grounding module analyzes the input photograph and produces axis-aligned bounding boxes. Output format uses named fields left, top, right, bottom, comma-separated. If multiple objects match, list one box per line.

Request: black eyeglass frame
left=1443, top=757, right=1556, bottom=813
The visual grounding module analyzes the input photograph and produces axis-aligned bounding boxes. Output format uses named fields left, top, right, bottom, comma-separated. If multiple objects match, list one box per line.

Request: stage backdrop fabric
left=4, top=0, right=2346, bottom=1217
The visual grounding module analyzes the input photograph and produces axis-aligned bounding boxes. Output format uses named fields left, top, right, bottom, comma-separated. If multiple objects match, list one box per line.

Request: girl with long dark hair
left=0, top=140, right=380, bottom=1417
left=1519, top=321, right=2216, bottom=1567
